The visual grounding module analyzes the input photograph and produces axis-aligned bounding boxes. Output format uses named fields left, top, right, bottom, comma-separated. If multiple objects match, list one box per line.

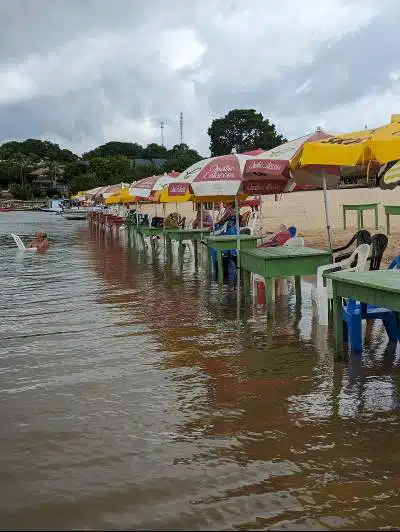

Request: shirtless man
left=28, top=232, right=49, bottom=252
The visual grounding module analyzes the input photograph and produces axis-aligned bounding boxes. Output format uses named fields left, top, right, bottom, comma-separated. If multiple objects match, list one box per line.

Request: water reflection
left=0, top=214, right=399, bottom=530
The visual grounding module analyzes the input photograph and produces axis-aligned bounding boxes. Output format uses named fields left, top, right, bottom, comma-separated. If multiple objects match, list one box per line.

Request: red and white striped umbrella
left=129, top=172, right=180, bottom=199
left=168, top=152, right=289, bottom=198
left=243, top=128, right=340, bottom=189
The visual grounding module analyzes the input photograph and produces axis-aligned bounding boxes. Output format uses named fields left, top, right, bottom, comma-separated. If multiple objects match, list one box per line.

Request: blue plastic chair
left=388, top=255, right=400, bottom=269
left=210, top=217, right=239, bottom=283
left=342, top=255, right=400, bottom=352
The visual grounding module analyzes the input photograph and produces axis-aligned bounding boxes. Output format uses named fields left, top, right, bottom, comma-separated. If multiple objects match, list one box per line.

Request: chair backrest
left=344, top=243, right=370, bottom=272
left=369, top=233, right=388, bottom=270
left=214, top=221, right=228, bottom=236
left=284, top=236, right=304, bottom=248
left=185, top=219, right=194, bottom=229
left=247, top=211, right=260, bottom=235
left=11, top=233, right=26, bottom=250
left=388, top=255, right=400, bottom=270
left=333, top=229, right=371, bottom=261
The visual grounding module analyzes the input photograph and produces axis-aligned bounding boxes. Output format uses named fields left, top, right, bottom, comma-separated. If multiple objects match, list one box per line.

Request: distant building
left=29, top=167, right=69, bottom=194
left=133, top=158, right=167, bottom=168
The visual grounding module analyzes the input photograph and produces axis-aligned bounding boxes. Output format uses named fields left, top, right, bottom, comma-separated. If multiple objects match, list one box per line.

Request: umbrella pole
left=259, top=194, right=262, bottom=232
left=163, top=203, right=166, bottom=262
left=200, top=202, right=204, bottom=267
left=212, top=202, right=215, bottom=232
left=322, top=171, right=333, bottom=252
left=235, top=196, right=241, bottom=292
left=136, top=201, right=139, bottom=242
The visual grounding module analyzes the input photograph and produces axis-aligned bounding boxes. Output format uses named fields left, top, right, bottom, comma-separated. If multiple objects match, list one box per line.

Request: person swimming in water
left=28, top=232, right=49, bottom=252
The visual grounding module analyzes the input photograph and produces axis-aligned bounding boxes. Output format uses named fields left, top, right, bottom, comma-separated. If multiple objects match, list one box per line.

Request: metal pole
left=200, top=202, right=204, bottom=266
left=212, top=202, right=215, bottom=232
left=235, top=197, right=241, bottom=292
left=322, top=171, right=333, bottom=252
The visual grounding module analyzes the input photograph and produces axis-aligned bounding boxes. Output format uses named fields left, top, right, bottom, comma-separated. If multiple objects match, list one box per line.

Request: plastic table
left=384, top=205, right=400, bottom=235
left=165, top=228, right=211, bottom=259
left=327, top=270, right=400, bottom=355
left=342, top=203, right=379, bottom=230
left=241, top=247, right=332, bottom=304
left=205, top=235, right=258, bottom=284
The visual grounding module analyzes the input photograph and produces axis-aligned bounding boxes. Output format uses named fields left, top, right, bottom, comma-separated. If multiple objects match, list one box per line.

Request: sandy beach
left=140, top=186, right=400, bottom=266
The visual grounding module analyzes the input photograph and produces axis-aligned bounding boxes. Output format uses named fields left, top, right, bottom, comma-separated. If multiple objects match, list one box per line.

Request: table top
left=167, top=228, right=210, bottom=234
left=342, top=203, right=379, bottom=209
left=241, top=246, right=331, bottom=260
left=384, top=204, right=400, bottom=210
left=206, top=235, right=258, bottom=243
left=326, top=270, right=400, bottom=294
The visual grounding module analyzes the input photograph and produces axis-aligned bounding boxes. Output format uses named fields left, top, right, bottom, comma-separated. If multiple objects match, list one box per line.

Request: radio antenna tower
left=179, top=112, right=184, bottom=145
left=160, top=121, right=165, bottom=147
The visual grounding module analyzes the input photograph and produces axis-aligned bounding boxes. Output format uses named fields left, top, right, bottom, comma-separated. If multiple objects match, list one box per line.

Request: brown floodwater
left=1, top=212, right=400, bottom=531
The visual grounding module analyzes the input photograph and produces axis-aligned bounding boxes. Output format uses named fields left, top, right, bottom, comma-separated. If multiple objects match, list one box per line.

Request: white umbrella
left=129, top=173, right=178, bottom=199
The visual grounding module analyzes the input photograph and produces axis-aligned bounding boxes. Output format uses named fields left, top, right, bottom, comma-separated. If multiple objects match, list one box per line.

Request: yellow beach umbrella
left=152, top=187, right=193, bottom=203
left=105, top=188, right=137, bottom=204
left=300, top=114, right=400, bottom=167
left=71, top=190, right=87, bottom=199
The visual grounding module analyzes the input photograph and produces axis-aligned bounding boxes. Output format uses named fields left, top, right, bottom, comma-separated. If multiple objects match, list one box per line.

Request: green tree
left=63, top=160, right=89, bottom=183
left=8, top=182, right=35, bottom=200
left=132, top=163, right=157, bottom=179
left=70, top=171, right=101, bottom=194
left=88, top=155, right=134, bottom=184
left=142, top=143, right=168, bottom=159
left=162, top=143, right=203, bottom=172
left=83, top=141, right=144, bottom=159
left=207, top=109, right=286, bottom=156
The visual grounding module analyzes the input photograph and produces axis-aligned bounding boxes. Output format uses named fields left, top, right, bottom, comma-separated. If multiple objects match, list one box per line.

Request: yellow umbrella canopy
left=300, top=114, right=400, bottom=167
left=105, top=188, right=137, bottom=204
left=71, top=190, right=87, bottom=199
left=152, top=186, right=193, bottom=203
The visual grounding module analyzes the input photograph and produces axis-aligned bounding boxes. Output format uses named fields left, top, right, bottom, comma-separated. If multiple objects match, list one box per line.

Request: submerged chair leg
left=382, top=316, right=400, bottom=343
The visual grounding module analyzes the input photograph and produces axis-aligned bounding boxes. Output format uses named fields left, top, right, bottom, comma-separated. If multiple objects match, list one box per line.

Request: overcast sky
left=0, top=0, right=399, bottom=156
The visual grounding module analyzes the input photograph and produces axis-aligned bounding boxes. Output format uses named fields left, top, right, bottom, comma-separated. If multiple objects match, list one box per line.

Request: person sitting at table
left=164, top=212, right=184, bottom=228
left=216, top=202, right=236, bottom=225
left=192, top=204, right=213, bottom=229
left=259, top=225, right=296, bottom=248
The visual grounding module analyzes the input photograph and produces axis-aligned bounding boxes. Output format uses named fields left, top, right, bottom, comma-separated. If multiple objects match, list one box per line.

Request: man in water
left=28, top=232, right=49, bottom=252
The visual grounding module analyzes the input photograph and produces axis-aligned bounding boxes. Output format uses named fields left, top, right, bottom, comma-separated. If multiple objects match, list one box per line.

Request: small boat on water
left=62, top=208, right=89, bottom=220
left=39, top=199, right=65, bottom=213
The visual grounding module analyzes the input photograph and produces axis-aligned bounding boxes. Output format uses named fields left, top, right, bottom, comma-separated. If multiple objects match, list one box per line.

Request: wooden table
left=384, top=205, right=400, bottom=235
left=206, top=235, right=258, bottom=284
left=241, top=247, right=332, bottom=304
left=166, top=228, right=211, bottom=259
left=327, top=270, right=400, bottom=355
left=342, top=203, right=379, bottom=230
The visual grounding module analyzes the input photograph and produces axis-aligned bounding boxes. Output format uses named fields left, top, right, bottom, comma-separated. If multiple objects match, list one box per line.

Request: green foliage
left=161, top=143, right=203, bottom=173
left=132, top=163, right=158, bottom=179
left=0, top=139, right=77, bottom=162
left=82, top=141, right=144, bottom=159
left=70, top=172, right=101, bottom=194
left=88, top=155, right=134, bottom=184
left=8, top=183, right=35, bottom=200
left=142, top=143, right=168, bottom=159
left=207, top=109, right=286, bottom=156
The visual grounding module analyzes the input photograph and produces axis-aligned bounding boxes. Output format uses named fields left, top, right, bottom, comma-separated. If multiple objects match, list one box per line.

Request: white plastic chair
left=11, top=233, right=36, bottom=252
left=312, top=243, right=370, bottom=326
left=247, top=211, right=260, bottom=235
